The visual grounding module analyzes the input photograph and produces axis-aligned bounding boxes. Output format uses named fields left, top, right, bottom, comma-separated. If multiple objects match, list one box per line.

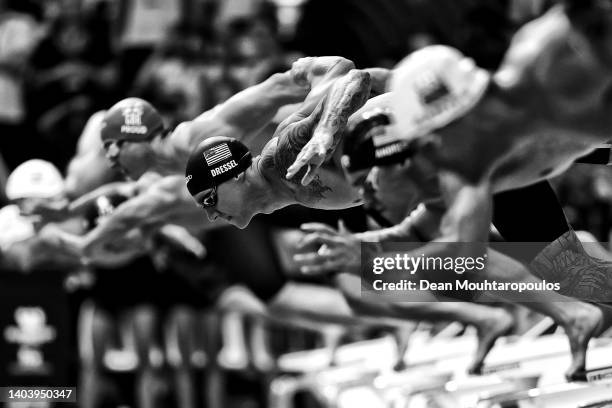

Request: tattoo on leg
left=530, top=230, right=612, bottom=302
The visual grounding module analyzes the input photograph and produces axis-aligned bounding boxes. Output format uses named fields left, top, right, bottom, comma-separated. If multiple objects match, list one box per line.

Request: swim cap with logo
left=342, top=108, right=412, bottom=172
left=388, top=45, right=490, bottom=143
left=6, top=159, right=65, bottom=200
left=100, top=98, right=165, bottom=144
left=185, top=136, right=252, bottom=196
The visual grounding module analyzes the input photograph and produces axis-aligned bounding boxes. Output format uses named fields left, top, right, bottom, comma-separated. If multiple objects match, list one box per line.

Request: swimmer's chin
left=230, top=214, right=255, bottom=229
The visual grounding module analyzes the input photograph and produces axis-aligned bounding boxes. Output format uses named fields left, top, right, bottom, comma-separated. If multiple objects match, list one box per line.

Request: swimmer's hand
left=287, top=68, right=371, bottom=185
left=38, top=224, right=87, bottom=260
left=290, top=56, right=354, bottom=88
left=293, top=221, right=360, bottom=275
left=156, top=224, right=207, bottom=259
left=290, top=57, right=315, bottom=87
left=286, top=129, right=333, bottom=185
left=69, top=181, right=137, bottom=214
left=22, top=199, right=70, bottom=224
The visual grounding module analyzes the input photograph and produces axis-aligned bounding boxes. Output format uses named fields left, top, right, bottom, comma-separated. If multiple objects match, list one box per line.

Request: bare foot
left=392, top=326, right=413, bottom=371
left=468, top=308, right=514, bottom=375
left=563, top=302, right=608, bottom=381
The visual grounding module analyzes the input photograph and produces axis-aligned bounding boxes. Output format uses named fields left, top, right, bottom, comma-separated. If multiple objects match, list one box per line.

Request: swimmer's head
left=100, top=98, right=167, bottom=179
left=6, top=159, right=64, bottom=201
left=342, top=110, right=440, bottom=225
left=5, top=159, right=66, bottom=216
left=388, top=45, right=490, bottom=144
left=185, top=136, right=256, bottom=228
left=342, top=108, right=412, bottom=186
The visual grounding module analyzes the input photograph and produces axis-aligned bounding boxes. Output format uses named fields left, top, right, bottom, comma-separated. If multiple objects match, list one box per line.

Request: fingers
left=286, top=148, right=311, bottom=179
left=291, top=57, right=314, bottom=85
left=286, top=154, right=325, bottom=185
left=301, top=164, right=315, bottom=186
left=337, top=219, right=350, bottom=234
left=69, top=190, right=109, bottom=213
left=293, top=246, right=346, bottom=265
left=286, top=144, right=326, bottom=183
left=39, top=225, right=84, bottom=257
left=298, top=231, right=346, bottom=248
left=299, top=257, right=347, bottom=275
left=300, top=154, right=325, bottom=186
left=69, top=182, right=134, bottom=213
left=292, top=68, right=309, bottom=87
left=158, top=225, right=207, bottom=258
left=294, top=246, right=349, bottom=275
left=300, top=222, right=338, bottom=234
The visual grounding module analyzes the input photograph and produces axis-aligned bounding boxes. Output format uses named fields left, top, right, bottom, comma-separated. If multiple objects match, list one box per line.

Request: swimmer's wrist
left=354, top=232, right=384, bottom=252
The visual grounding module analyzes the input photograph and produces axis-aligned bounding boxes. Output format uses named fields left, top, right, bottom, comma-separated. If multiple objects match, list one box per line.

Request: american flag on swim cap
left=204, top=143, right=232, bottom=166
left=186, top=136, right=253, bottom=196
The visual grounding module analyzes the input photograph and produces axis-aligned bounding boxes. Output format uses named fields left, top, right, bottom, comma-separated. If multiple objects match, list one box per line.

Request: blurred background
left=0, top=0, right=610, bottom=407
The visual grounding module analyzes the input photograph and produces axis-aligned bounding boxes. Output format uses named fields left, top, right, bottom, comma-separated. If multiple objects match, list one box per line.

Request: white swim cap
left=5, top=159, right=65, bottom=200
left=388, top=45, right=490, bottom=142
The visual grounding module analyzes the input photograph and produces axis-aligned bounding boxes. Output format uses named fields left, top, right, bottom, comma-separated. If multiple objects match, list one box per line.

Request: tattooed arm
left=285, top=69, right=372, bottom=185
left=185, top=57, right=355, bottom=148
left=356, top=203, right=446, bottom=243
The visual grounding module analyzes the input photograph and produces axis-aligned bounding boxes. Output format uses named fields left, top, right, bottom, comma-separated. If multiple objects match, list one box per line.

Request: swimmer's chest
left=430, top=79, right=611, bottom=191
left=288, top=166, right=361, bottom=210
left=262, top=138, right=361, bottom=209
left=491, top=129, right=598, bottom=192
left=430, top=115, right=597, bottom=191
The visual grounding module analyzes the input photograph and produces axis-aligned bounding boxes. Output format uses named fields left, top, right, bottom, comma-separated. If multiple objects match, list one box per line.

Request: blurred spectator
left=114, top=0, right=183, bottom=89
left=0, top=0, right=42, bottom=170
left=293, top=0, right=414, bottom=67
left=211, top=1, right=301, bottom=105
left=292, top=0, right=552, bottom=70
left=25, top=0, right=117, bottom=171
left=132, top=23, right=211, bottom=127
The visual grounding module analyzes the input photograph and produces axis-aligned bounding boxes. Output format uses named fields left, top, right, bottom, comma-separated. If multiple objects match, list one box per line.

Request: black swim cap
left=185, top=136, right=252, bottom=197
left=101, top=98, right=165, bottom=144
left=342, top=108, right=411, bottom=172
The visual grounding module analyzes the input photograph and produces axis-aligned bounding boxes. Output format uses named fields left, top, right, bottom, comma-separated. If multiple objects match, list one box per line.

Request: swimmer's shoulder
left=494, top=6, right=577, bottom=89
left=260, top=136, right=280, bottom=159
left=257, top=137, right=287, bottom=185
left=168, top=120, right=195, bottom=154
left=77, top=110, right=107, bottom=155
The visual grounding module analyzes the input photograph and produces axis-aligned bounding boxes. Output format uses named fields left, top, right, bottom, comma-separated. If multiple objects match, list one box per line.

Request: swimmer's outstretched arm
left=77, top=177, right=187, bottom=252
left=355, top=203, right=445, bottom=243
left=285, top=69, right=372, bottom=185
left=184, top=57, right=356, bottom=147
left=41, top=176, right=209, bottom=259
left=369, top=174, right=493, bottom=284
left=292, top=206, right=442, bottom=277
